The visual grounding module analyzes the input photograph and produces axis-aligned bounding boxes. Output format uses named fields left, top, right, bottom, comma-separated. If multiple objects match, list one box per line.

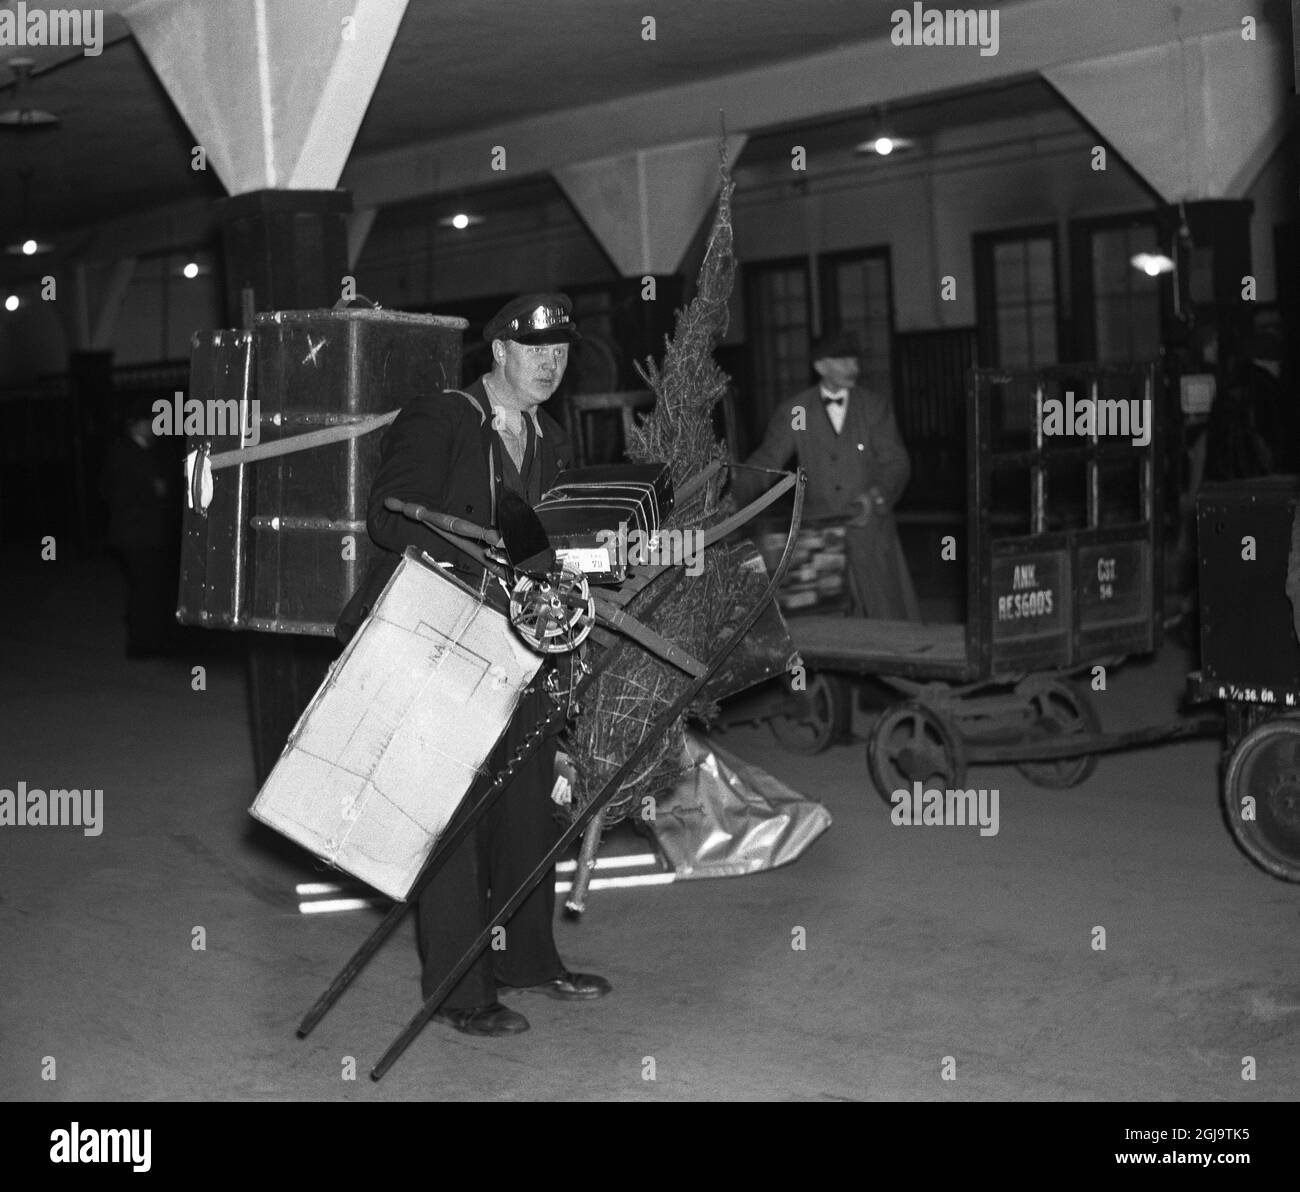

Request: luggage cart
left=754, top=362, right=1211, bottom=795
left=1187, top=477, right=1300, bottom=882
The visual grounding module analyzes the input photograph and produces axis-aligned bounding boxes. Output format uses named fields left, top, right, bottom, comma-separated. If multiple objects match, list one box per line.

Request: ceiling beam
left=1045, top=25, right=1291, bottom=202
left=340, top=0, right=1269, bottom=210
left=285, top=0, right=409, bottom=189
left=347, top=206, right=377, bottom=271
left=553, top=136, right=745, bottom=276
left=90, top=257, right=137, bottom=350
left=121, top=0, right=407, bottom=194
left=39, top=0, right=1281, bottom=268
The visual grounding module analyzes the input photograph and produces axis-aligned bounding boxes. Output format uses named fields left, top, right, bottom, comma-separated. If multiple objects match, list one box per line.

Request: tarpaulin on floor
left=651, top=732, right=831, bottom=879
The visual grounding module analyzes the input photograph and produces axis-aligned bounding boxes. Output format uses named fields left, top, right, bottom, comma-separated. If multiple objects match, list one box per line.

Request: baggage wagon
left=754, top=362, right=1215, bottom=794
left=1187, top=477, right=1300, bottom=882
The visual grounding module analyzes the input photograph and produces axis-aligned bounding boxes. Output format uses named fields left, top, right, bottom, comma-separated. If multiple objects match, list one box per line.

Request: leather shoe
left=503, top=968, right=612, bottom=1000
left=432, top=1001, right=530, bottom=1036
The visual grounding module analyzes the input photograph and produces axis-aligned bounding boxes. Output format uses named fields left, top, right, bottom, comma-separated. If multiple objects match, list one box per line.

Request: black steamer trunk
left=178, top=307, right=468, bottom=780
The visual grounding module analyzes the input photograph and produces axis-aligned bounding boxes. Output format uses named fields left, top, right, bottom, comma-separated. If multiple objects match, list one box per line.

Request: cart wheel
left=868, top=700, right=967, bottom=803
left=1015, top=678, right=1100, bottom=789
left=769, top=673, right=849, bottom=755
left=1222, top=715, right=1300, bottom=883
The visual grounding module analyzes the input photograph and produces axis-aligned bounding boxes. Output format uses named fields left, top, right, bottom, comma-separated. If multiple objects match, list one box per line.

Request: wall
left=731, top=107, right=1158, bottom=336
left=349, top=104, right=1169, bottom=348
left=353, top=190, right=618, bottom=312
left=4, top=93, right=1287, bottom=388
left=1244, top=130, right=1295, bottom=306
left=92, top=254, right=222, bottom=367
left=0, top=252, right=222, bottom=388
left=0, top=290, right=68, bottom=385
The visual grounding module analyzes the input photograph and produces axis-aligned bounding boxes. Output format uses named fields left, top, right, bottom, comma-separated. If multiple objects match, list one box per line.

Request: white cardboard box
left=250, top=549, right=543, bottom=900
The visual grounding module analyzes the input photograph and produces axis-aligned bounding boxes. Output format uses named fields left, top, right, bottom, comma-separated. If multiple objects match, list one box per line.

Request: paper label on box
left=556, top=547, right=611, bottom=574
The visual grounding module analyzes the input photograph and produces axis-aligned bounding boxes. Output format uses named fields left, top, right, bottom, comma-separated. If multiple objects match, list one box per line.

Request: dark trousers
left=416, top=683, right=564, bottom=1008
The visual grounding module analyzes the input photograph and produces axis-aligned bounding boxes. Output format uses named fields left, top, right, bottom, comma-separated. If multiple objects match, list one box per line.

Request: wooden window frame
left=1069, top=211, right=1171, bottom=363
left=818, top=245, right=896, bottom=402
left=742, top=254, right=813, bottom=438
left=973, top=223, right=1062, bottom=369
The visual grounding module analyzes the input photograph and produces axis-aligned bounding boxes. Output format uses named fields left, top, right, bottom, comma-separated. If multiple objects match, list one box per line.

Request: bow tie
left=821, top=389, right=848, bottom=406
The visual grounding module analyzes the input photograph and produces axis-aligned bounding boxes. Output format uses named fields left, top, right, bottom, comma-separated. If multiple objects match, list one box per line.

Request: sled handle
left=383, top=497, right=501, bottom=547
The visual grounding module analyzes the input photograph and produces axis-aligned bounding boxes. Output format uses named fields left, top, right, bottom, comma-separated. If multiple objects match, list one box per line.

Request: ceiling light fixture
left=854, top=105, right=915, bottom=157
left=0, top=58, right=61, bottom=128
left=5, top=295, right=20, bottom=312
left=1130, top=252, right=1175, bottom=277
left=172, top=257, right=211, bottom=279
left=438, top=212, right=482, bottom=230
left=3, top=168, right=53, bottom=255
left=4, top=236, right=49, bottom=254
left=5, top=236, right=51, bottom=255
left=854, top=130, right=916, bottom=156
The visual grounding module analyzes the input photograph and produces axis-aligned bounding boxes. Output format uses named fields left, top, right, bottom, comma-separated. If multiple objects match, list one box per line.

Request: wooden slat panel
left=789, top=615, right=971, bottom=679
left=892, top=326, right=975, bottom=510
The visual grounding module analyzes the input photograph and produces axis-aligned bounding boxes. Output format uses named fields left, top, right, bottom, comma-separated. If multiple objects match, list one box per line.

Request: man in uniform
left=342, top=292, right=611, bottom=1037
left=736, top=329, right=919, bottom=619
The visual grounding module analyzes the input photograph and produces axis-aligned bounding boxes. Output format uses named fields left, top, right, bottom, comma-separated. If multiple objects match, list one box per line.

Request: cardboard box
left=250, top=548, right=543, bottom=899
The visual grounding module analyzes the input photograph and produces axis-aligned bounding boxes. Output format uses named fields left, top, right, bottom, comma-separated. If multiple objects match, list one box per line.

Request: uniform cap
left=483, top=292, right=581, bottom=345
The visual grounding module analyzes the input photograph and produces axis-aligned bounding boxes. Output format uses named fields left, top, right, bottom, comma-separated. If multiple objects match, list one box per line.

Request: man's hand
left=847, top=488, right=886, bottom=527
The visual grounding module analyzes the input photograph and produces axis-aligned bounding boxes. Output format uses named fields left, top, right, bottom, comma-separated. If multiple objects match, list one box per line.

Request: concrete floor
left=2, top=547, right=1298, bottom=1102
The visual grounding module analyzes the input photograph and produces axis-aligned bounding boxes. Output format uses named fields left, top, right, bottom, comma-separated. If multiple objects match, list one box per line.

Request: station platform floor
left=1, top=547, right=1296, bottom=1101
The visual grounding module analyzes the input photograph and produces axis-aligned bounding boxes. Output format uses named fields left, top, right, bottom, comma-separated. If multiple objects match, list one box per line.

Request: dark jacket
left=336, top=378, right=572, bottom=641
left=736, top=383, right=910, bottom=519
left=736, top=382, right=918, bottom=618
